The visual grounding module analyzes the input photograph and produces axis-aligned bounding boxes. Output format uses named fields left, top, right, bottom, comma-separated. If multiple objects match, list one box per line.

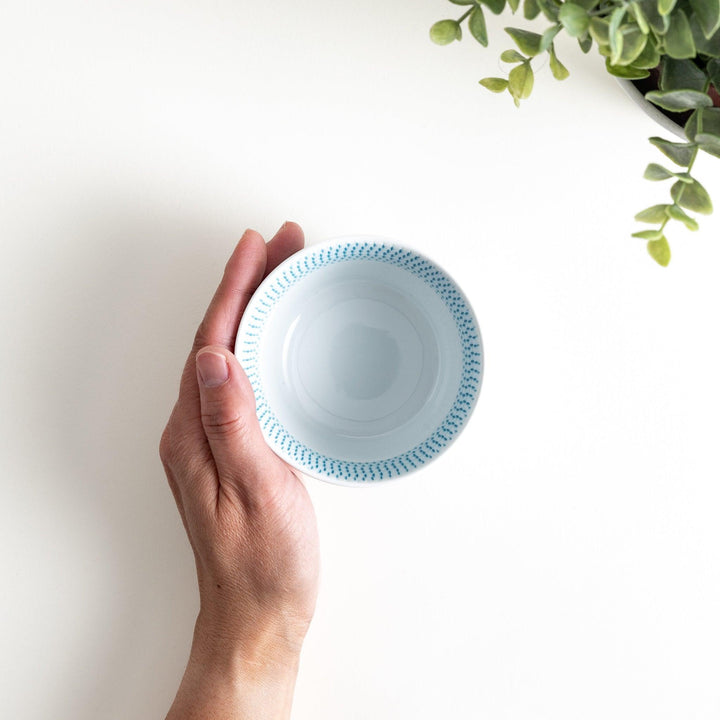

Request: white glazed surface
left=235, top=239, right=482, bottom=482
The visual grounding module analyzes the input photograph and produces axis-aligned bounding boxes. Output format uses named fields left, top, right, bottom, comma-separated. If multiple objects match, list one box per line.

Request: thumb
left=195, top=345, right=279, bottom=490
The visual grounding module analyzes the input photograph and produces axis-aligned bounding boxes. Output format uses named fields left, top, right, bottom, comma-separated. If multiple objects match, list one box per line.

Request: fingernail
left=197, top=351, right=229, bottom=388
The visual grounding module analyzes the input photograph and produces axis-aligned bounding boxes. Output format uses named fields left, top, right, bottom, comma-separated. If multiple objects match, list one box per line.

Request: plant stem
left=660, top=87, right=709, bottom=231
left=458, top=8, right=473, bottom=23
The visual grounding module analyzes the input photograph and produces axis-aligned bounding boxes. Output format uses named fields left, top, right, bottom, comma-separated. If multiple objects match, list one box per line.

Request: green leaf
left=630, top=2, right=649, bottom=34
left=500, top=49, right=526, bottom=63
left=683, top=109, right=699, bottom=141
left=660, top=58, right=707, bottom=92
left=671, top=179, right=713, bottom=214
left=536, top=0, right=560, bottom=21
left=707, top=58, right=720, bottom=93
left=685, top=108, right=720, bottom=145
left=647, top=237, right=671, bottom=266
left=578, top=33, right=593, bottom=53
left=430, top=19, right=462, bottom=45
left=667, top=204, right=700, bottom=230
left=674, top=172, right=694, bottom=184
left=539, top=24, right=561, bottom=53
left=589, top=17, right=610, bottom=45
left=665, top=10, right=696, bottom=59
left=690, top=13, right=720, bottom=56
left=649, top=137, right=696, bottom=166
left=448, top=0, right=476, bottom=4
left=480, top=77, right=510, bottom=92
left=696, top=131, right=720, bottom=157
left=482, top=0, right=507, bottom=14
left=505, top=27, right=543, bottom=56
left=507, top=0, right=520, bottom=12
left=524, top=0, right=541, bottom=19
left=608, top=6, right=626, bottom=50
left=508, top=61, right=534, bottom=102
left=644, top=163, right=675, bottom=180
left=596, top=43, right=611, bottom=58
left=559, top=2, right=590, bottom=37
left=605, top=59, right=650, bottom=79
left=658, top=0, right=677, bottom=16
left=645, top=89, right=713, bottom=112
left=636, top=0, right=668, bottom=34
left=469, top=6, right=489, bottom=45
left=635, top=204, right=671, bottom=222
left=615, top=26, right=647, bottom=66
left=689, top=0, right=720, bottom=39
left=696, top=129, right=720, bottom=151
left=549, top=47, right=570, bottom=80
left=632, top=229, right=664, bottom=240
left=630, top=39, right=660, bottom=68
left=610, top=28, right=624, bottom=65
left=698, top=142, right=720, bottom=159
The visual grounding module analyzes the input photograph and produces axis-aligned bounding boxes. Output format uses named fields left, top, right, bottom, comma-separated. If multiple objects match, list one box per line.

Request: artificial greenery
left=431, top=0, right=720, bottom=265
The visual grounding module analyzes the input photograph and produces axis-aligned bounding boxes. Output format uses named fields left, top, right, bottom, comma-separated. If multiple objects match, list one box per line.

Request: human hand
left=159, top=223, right=320, bottom=719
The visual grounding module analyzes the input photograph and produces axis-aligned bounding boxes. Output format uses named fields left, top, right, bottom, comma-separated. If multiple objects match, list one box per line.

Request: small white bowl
left=235, top=237, right=483, bottom=484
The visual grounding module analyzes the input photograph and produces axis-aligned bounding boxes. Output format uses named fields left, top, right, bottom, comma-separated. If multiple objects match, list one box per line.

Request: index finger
left=191, top=221, right=305, bottom=366
left=172, top=223, right=306, bottom=430
left=173, top=229, right=268, bottom=427
left=193, top=229, right=268, bottom=353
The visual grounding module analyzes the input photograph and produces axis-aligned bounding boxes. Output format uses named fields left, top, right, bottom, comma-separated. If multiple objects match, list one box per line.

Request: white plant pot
left=618, top=78, right=686, bottom=140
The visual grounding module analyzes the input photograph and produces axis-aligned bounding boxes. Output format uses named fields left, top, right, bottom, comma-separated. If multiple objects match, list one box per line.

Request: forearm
left=166, top=614, right=301, bottom=720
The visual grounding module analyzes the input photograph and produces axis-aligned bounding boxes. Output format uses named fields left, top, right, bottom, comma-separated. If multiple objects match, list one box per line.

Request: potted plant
left=430, top=0, right=720, bottom=265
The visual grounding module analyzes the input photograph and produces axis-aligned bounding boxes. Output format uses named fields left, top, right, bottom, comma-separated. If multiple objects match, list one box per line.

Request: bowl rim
left=235, top=234, right=484, bottom=485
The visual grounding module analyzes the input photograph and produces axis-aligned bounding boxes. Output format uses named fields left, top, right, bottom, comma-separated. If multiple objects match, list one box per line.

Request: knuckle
left=193, top=319, right=235, bottom=353
left=158, top=425, right=175, bottom=465
left=160, top=422, right=214, bottom=480
left=159, top=417, right=197, bottom=469
left=193, top=321, right=211, bottom=352
left=201, top=402, right=250, bottom=440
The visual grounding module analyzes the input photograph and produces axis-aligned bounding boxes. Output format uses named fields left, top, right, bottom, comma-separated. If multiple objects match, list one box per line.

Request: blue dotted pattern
left=238, top=241, right=483, bottom=482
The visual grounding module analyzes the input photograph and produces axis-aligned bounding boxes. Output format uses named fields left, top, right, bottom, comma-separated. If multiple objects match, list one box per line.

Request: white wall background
left=2, top=1, right=720, bottom=718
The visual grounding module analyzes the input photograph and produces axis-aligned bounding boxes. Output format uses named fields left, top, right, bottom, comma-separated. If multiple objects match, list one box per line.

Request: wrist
left=192, top=607, right=304, bottom=674
left=165, top=612, right=303, bottom=720
left=195, top=580, right=312, bottom=661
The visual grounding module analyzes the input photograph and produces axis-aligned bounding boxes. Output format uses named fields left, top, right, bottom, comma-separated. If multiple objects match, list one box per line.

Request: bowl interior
left=236, top=240, right=482, bottom=482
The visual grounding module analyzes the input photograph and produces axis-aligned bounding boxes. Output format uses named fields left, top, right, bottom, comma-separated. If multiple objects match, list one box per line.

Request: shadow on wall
left=33, top=190, right=248, bottom=719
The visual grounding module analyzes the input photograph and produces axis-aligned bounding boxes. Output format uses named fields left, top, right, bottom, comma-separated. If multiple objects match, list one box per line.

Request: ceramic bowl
left=235, top=237, right=483, bottom=484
